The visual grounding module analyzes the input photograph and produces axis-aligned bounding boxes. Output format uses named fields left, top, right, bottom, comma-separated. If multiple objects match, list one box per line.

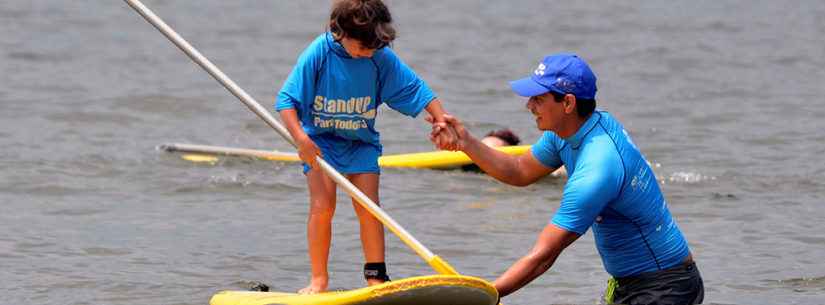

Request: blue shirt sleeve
left=374, top=47, right=435, bottom=117
left=275, top=36, right=325, bottom=112
left=531, top=132, right=563, bottom=169
left=551, top=144, right=624, bottom=235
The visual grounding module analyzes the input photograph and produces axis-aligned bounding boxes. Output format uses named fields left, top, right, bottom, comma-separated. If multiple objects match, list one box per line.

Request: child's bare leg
left=299, top=168, right=337, bottom=294
left=348, top=173, right=387, bottom=286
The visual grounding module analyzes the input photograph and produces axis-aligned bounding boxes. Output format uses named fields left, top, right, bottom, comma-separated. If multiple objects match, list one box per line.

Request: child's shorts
left=302, top=133, right=382, bottom=175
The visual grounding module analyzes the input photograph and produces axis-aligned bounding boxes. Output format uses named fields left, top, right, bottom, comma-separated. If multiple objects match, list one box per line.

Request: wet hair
left=329, top=0, right=396, bottom=49
left=485, top=129, right=521, bottom=146
left=549, top=91, right=596, bottom=118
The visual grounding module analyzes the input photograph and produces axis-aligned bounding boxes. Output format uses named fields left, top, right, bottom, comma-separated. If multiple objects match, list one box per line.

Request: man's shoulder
left=588, top=111, right=632, bottom=145
left=579, top=114, right=626, bottom=164
left=593, top=110, right=622, bottom=128
left=535, top=131, right=565, bottom=148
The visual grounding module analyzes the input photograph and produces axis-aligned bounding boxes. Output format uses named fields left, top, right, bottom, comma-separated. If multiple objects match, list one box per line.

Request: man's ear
left=563, top=94, right=577, bottom=114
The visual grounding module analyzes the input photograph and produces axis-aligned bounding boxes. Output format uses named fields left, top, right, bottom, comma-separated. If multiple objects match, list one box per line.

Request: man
left=432, top=53, right=703, bottom=304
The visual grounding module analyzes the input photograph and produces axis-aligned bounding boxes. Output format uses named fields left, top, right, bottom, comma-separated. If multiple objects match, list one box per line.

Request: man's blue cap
left=509, top=53, right=597, bottom=99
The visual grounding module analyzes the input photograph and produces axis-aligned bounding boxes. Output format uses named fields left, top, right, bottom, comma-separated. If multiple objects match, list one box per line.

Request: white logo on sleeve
left=534, top=63, right=546, bottom=76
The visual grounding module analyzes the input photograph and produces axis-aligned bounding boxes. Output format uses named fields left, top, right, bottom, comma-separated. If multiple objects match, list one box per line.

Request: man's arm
left=437, top=115, right=556, bottom=186
left=494, top=224, right=580, bottom=297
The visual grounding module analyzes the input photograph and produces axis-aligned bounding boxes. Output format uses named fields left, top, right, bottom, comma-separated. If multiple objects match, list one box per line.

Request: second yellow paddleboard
left=162, top=143, right=531, bottom=169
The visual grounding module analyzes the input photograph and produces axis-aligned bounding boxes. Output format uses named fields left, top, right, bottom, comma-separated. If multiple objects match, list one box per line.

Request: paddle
left=124, top=0, right=458, bottom=276
left=160, top=143, right=301, bottom=163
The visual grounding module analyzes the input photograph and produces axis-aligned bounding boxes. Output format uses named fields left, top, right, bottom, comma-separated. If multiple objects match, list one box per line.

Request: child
left=275, top=0, right=451, bottom=294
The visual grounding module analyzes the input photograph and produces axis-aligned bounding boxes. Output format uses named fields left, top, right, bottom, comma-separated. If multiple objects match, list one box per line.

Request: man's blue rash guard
left=531, top=111, right=690, bottom=278
left=275, top=33, right=435, bottom=173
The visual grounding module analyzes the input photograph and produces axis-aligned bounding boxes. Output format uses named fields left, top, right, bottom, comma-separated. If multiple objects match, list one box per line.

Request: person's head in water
left=481, top=129, right=521, bottom=147
left=329, top=0, right=395, bottom=58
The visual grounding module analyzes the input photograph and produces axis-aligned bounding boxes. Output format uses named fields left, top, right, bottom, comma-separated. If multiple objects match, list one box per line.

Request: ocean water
left=1, top=1, right=824, bottom=304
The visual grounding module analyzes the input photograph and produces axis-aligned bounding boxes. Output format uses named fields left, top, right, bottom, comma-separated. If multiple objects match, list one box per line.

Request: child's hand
left=426, top=115, right=461, bottom=151
left=435, top=123, right=459, bottom=151
left=441, top=115, right=470, bottom=150
left=425, top=115, right=449, bottom=150
left=296, top=135, right=322, bottom=169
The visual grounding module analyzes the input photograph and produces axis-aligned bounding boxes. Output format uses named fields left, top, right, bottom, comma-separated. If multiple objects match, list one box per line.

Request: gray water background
left=1, top=1, right=824, bottom=304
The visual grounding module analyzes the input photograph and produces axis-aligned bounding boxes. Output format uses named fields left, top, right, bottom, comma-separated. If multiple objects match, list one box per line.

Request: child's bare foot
left=298, top=277, right=328, bottom=294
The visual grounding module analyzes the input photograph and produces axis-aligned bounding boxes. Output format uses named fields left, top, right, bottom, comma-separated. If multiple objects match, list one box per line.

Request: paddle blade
left=182, top=154, right=219, bottom=163
left=428, top=255, right=459, bottom=275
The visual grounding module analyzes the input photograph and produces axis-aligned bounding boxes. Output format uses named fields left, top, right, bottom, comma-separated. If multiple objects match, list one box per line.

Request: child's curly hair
left=329, top=0, right=396, bottom=49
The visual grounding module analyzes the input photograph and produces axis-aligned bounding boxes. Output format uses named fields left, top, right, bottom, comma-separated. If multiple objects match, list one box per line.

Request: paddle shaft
left=124, top=0, right=456, bottom=275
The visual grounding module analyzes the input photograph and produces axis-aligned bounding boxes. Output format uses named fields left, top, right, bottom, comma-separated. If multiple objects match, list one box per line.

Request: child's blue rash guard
left=531, top=111, right=690, bottom=277
left=276, top=33, right=436, bottom=173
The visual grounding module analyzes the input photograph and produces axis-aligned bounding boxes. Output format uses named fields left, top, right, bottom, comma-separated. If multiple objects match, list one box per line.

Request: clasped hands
left=427, top=115, right=471, bottom=151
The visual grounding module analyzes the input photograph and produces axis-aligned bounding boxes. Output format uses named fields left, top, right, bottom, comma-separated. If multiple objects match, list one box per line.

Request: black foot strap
left=364, top=262, right=391, bottom=282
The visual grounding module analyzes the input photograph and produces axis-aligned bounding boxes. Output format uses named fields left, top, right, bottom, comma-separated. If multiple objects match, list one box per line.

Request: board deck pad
left=211, top=275, right=498, bottom=305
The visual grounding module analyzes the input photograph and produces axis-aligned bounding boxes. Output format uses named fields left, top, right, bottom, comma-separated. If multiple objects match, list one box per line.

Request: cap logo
left=534, top=63, right=546, bottom=76
left=555, top=77, right=576, bottom=92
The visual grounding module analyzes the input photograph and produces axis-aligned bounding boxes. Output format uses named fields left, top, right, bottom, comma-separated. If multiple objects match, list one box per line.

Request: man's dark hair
left=485, top=129, right=521, bottom=146
left=549, top=91, right=596, bottom=118
left=329, top=0, right=395, bottom=49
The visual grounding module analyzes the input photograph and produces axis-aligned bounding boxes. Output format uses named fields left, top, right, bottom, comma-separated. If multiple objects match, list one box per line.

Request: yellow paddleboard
left=210, top=274, right=498, bottom=305
left=378, top=145, right=530, bottom=169
left=161, top=143, right=531, bottom=169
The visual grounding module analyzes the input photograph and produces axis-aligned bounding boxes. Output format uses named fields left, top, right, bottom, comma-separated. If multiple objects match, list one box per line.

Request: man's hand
left=427, top=114, right=471, bottom=151
left=442, top=115, right=470, bottom=148
left=426, top=115, right=464, bottom=151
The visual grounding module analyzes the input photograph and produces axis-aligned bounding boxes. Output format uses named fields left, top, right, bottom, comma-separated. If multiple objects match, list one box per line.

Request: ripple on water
left=15, top=241, right=57, bottom=251
left=170, top=176, right=302, bottom=195
left=789, top=236, right=825, bottom=245
left=42, top=208, right=108, bottom=216
left=4, top=183, right=88, bottom=197
left=82, top=247, right=133, bottom=257
left=7, top=51, right=68, bottom=63
left=664, top=171, right=717, bottom=184
left=114, top=94, right=218, bottom=118
left=765, top=276, right=825, bottom=293
left=711, top=192, right=739, bottom=201
left=45, top=110, right=144, bottom=127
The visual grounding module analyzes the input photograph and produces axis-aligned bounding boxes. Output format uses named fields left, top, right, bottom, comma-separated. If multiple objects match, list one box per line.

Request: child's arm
left=424, top=99, right=448, bottom=123
left=279, top=109, right=321, bottom=169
